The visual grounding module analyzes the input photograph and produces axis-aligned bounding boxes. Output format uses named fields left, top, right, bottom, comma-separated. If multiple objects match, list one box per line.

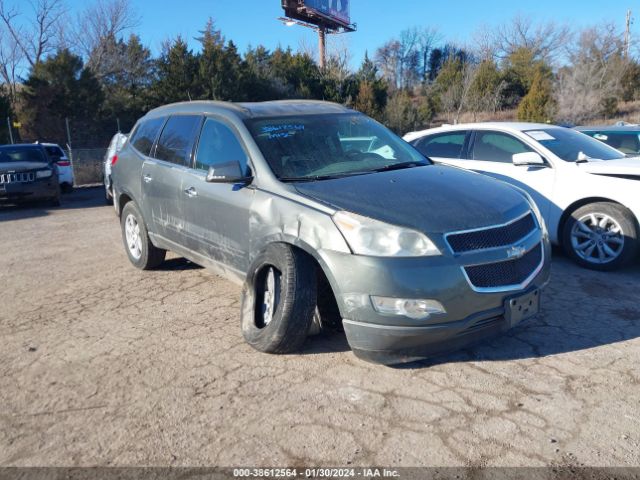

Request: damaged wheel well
left=118, top=193, right=133, bottom=217
left=285, top=243, right=343, bottom=330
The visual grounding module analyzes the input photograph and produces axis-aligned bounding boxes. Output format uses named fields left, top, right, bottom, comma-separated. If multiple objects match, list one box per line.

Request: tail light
left=57, top=160, right=71, bottom=167
left=111, top=155, right=118, bottom=166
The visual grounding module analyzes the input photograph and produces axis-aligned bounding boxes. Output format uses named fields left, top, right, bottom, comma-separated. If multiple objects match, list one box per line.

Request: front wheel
left=562, top=202, right=638, bottom=271
left=240, top=244, right=317, bottom=354
left=120, top=202, right=166, bottom=270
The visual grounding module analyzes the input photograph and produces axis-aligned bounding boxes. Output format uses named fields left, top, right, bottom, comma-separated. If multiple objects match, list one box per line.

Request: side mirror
left=512, top=152, right=546, bottom=166
left=205, top=161, right=253, bottom=184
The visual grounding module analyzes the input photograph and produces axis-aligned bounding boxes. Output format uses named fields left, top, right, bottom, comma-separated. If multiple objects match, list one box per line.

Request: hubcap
left=571, top=213, right=624, bottom=264
left=124, top=214, right=142, bottom=260
left=261, top=267, right=280, bottom=327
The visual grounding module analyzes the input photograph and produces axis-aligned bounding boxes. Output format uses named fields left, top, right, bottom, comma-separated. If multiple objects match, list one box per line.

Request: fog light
left=371, top=296, right=446, bottom=320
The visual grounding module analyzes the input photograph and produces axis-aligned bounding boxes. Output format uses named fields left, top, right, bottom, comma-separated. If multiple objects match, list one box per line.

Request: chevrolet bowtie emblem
left=507, top=245, right=527, bottom=259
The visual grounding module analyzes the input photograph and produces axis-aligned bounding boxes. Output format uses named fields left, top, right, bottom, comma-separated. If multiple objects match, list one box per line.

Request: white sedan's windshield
left=525, top=128, right=625, bottom=162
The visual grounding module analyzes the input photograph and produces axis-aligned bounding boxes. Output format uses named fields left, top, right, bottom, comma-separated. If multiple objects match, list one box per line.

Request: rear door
left=182, top=116, right=254, bottom=273
left=142, top=114, right=203, bottom=246
left=412, top=131, right=470, bottom=163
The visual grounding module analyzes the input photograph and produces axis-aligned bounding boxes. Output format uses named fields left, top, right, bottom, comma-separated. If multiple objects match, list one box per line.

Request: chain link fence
left=66, top=148, right=107, bottom=187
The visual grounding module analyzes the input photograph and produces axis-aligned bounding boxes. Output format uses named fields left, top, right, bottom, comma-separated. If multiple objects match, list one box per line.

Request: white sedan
left=405, top=123, right=640, bottom=270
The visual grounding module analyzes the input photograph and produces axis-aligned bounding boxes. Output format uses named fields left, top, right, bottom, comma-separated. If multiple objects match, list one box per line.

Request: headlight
left=332, top=211, right=440, bottom=257
left=36, top=169, right=53, bottom=179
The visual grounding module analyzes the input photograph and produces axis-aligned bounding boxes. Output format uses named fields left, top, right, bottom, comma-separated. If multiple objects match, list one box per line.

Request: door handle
left=143, top=174, right=152, bottom=183
left=184, top=186, right=198, bottom=198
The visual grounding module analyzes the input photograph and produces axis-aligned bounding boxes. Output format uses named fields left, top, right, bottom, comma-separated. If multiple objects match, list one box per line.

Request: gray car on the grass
left=112, top=100, right=551, bottom=364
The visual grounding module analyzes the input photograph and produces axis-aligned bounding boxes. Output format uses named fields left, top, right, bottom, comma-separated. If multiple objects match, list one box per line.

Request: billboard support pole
left=318, top=25, right=326, bottom=70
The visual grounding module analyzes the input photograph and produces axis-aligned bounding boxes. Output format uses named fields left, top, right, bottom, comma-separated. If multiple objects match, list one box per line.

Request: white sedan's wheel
left=563, top=202, right=638, bottom=271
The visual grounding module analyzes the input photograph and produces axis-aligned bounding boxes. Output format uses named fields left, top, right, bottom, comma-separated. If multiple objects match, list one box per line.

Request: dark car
left=575, top=125, right=640, bottom=156
left=112, top=100, right=550, bottom=365
left=0, top=144, right=61, bottom=206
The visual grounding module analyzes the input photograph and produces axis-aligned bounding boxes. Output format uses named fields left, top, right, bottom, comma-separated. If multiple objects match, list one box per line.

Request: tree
left=19, top=49, right=104, bottom=145
left=384, top=90, right=431, bottom=134
left=468, top=59, right=505, bottom=118
left=517, top=67, right=555, bottom=122
left=150, top=37, right=199, bottom=105
left=554, top=24, right=627, bottom=123
left=0, top=0, right=66, bottom=68
left=501, top=47, right=552, bottom=107
left=433, top=57, right=477, bottom=123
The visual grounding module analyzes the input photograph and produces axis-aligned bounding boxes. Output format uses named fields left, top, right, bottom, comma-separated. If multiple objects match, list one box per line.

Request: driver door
left=182, top=117, right=254, bottom=274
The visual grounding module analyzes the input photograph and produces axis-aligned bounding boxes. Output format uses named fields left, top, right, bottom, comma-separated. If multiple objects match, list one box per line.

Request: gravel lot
left=1, top=187, right=639, bottom=468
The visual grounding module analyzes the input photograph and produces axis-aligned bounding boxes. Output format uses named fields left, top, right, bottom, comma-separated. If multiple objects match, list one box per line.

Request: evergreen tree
left=150, top=37, right=199, bottom=105
left=517, top=67, right=555, bottom=122
left=20, top=49, right=104, bottom=145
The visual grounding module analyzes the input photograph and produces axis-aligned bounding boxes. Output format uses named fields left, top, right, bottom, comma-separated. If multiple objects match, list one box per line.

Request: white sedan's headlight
left=332, top=211, right=440, bottom=257
left=36, top=169, right=53, bottom=179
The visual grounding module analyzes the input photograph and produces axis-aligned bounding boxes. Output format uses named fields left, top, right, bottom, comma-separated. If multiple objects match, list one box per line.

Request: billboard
left=281, top=0, right=353, bottom=30
left=305, top=0, right=350, bottom=27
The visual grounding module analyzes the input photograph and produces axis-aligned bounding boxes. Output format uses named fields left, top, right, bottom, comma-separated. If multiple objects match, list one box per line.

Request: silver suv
left=112, top=100, right=551, bottom=364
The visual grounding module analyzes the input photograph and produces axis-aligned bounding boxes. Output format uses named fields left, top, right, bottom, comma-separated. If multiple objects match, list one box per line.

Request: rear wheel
left=240, top=244, right=317, bottom=354
left=563, top=202, right=638, bottom=271
left=120, top=202, right=166, bottom=270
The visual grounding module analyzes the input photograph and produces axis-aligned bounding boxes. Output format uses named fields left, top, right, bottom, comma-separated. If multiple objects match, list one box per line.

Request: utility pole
left=624, top=9, right=633, bottom=58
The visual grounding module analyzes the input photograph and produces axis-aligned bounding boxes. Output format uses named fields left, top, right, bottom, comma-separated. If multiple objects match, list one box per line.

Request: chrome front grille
left=464, top=244, right=543, bottom=289
left=446, top=212, right=537, bottom=254
left=0, top=172, right=36, bottom=184
left=446, top=211, right=545, bottom=292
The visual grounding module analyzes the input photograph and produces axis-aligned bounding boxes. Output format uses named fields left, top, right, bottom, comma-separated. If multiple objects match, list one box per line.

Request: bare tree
left=0, top=28, right=24, bottom=105
left=555, top=24, right=627, bottom=123
left=439, top=61, right=477, bottom=123
left=73, top=0, right=139, bottom=78
left=489, top=15, right=572, bottom=63
left=0, top=0, right=66, bottom=68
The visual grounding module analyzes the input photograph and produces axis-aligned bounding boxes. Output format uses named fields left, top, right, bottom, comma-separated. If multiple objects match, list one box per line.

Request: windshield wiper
left=371, top=161, right=428, bottom=173
left=279, top=172, right=368, bottom=183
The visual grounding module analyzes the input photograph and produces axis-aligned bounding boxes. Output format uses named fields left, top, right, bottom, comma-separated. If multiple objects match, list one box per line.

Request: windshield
left=245, top=113, right=428, bottom=180
left=0, top=147, right=47, bottom=163
left=524, top=128, right=625, bottom=162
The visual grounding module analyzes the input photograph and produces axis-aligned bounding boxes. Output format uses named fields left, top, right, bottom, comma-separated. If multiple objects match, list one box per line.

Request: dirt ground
left=1, top=187, right=639, bottom=468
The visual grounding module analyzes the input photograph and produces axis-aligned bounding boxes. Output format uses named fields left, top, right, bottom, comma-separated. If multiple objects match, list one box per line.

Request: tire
left=240, top=244, right=317, bottom=354
left=562, top=202, right=638, bottom=271
left=120, top=201, right=166, bottom=270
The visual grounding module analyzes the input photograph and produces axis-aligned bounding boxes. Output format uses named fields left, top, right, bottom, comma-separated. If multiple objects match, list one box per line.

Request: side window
left=600, top=132, right=640, bottom=154
left=155, top=115, right=203, bottom=166
left=131, top=117, right=166, bottom=156
left=472, top=131, right=533, bottom=163
left=414, top=132, right=467, bottom=159
left=194, top=118, right=249, bottom=172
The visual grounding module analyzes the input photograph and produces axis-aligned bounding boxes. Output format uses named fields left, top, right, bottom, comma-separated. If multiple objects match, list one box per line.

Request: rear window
left=44, top=146, right=65, bottom=158
left=154, top=115, right=202, bottom=166
left=130, top=117, right=166, bottom=156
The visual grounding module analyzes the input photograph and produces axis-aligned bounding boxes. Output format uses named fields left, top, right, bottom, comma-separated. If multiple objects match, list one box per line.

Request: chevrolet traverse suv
left=112, top=101, right=550, bottom=364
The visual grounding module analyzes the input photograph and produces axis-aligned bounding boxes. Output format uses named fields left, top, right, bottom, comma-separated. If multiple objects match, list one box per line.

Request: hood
left=578, top=158, right=640, bottom=177
left=0, top=161, right=51, bottom=173
left=294, top=165, right=530, bottom=234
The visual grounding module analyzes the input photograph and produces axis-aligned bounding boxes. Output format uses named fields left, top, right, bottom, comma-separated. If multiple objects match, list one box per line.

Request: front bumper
left=318, top=236, right=551, bottom=365
left=0, top=178, right=59, bottom=202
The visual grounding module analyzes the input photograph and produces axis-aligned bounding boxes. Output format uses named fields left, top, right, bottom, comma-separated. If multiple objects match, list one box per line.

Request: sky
left=50, top=0, right=640, bottom=67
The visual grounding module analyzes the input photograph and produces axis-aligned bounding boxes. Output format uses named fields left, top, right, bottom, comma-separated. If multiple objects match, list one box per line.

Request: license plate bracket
left=505, top=289, right=540, bottom=327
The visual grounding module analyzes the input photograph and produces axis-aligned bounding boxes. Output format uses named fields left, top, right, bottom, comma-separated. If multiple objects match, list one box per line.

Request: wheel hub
left=571, top=212, right=624, bottom=265
left=125, top=214, right=142, bottom=260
